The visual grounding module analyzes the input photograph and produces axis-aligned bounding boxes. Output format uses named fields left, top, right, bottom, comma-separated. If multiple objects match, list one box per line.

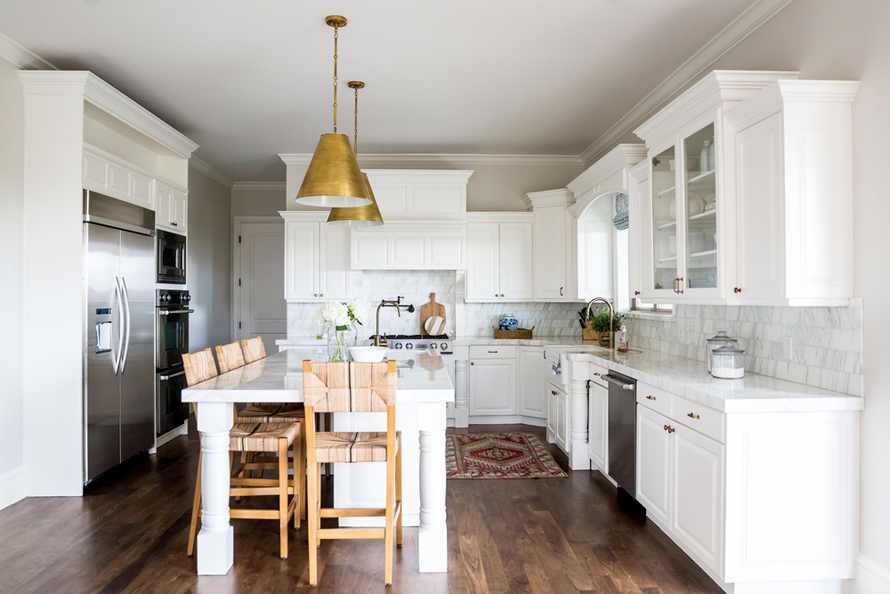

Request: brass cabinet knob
left=470, top=362, right=474, bottom=365
left=495, top=294, right=498, bottom=297
left=646, top=395, right=656, bottom=400
left=687, top=412, right=700, bottom=419
left=634, top=291, right=640, bottom=296
left=314, top=293, right=318, bottom=297
left=171, top=222, right=178, bottom=226
left=594, top=372, right=601, bottom=376
left=500, top=294, right=504, bottom=297
left=734, top=287, right=742, bottom=293
left=664, top=424, right=668, bottom=431
left=551, top=391, right=557, bottom=396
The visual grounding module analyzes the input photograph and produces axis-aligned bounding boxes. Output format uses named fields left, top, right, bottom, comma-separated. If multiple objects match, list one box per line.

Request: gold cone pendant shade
left=296, top=134, right=371, bottom=207
left=327, top=172, right=384, bottom=226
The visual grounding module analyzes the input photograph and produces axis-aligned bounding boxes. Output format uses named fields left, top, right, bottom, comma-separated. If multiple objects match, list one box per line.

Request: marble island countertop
left=552, top=345, right=862, bottom=413
left=183, top=349, right=454, bottom=404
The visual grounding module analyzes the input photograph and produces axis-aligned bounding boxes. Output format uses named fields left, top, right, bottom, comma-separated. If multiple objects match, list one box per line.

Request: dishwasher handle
left=602, top=374, right=635, bottom=391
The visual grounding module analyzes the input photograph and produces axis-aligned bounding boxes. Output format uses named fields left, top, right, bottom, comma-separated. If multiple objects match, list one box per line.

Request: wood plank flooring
left=0, top=421, right=722, bottom=593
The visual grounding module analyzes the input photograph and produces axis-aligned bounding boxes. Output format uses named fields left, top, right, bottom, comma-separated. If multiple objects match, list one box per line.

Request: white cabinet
left=636, top=404, right=672, bottom=526
left=351, top=223, right=465, bottom=270
left=156, top=182, right=188, bottom=233
left=524, top=189, right=576, bottom=301
left=725, top=80, right=858, bottom=307
left=468, top=359, right=516, bottom=416
left=634, top=70, right=796, bottom=304
left=362, top=170, right=472, bottom=218
left=547, top=381, right=568, bottom=451
left=587, top=374, right=609, bottom=473
left=518, top=347, right=545, bottom=418
left=466, top=216, right=533, bottom=301
left=82, top=144, right=161, bottom=212
left=282, top=213, right=352, bottom=301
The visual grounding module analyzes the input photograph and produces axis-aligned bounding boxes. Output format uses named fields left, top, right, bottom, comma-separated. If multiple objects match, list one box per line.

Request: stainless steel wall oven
left=155, top=289, right=192, bottom=435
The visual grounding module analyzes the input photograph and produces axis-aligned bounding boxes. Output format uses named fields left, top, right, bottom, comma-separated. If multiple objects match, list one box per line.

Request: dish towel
left=551, top=352, right=562, bottom=375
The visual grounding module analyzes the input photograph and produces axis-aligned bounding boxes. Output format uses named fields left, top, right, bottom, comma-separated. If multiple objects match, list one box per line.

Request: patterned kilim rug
left=446, top=432, right=568, bottom=479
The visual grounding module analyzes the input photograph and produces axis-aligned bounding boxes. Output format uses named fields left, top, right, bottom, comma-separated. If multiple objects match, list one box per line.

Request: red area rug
left=446, top=432, right=568, bottom=479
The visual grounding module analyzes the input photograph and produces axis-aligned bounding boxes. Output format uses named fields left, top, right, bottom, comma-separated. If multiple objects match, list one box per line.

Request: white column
left=417, top=402, right=447, bottom=573
left=453, top=359, right=469, bottom=428
left=195, top=402, right=234, bottom=575
left=569, top=379, right=590, bottom=470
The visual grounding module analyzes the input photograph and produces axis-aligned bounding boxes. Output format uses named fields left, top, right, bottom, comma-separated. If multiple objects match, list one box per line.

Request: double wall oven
left=156, top=289, right=192, bottom=435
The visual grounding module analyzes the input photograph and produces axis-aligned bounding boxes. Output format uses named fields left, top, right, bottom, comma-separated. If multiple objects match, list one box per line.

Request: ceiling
left=0, top=0, right=757, bottom=181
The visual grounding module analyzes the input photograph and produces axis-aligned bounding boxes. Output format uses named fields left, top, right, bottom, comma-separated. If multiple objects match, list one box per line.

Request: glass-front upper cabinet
left=682, top=123, right=718, bottom=292
left=650, top=145, right=679, bottom=294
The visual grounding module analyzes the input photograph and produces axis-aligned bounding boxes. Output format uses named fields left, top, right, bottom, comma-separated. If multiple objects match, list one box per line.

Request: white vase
left=700, top=140, right=712, bottom=174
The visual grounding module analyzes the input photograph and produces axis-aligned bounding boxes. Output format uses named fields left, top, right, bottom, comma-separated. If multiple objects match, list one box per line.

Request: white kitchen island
left=182, top=349, right=454, bottom=576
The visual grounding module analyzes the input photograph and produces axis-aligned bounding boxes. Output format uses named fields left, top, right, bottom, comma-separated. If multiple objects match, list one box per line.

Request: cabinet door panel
left=587, top=380, right=608, bottom=472
left=83, top=152, right=108, bottom=191
left=555, top=390, right=567, bottom=449
left=547, top=386, right=557, bottom=441
left=499, top=223, right=534, bottom=300
left=412, top=185, right=462, bottom=214
left=518, top=347, right=545, bottom=418
left=672, top=425, right=725, bottom=574
left=391, top=235, right=426, bottom=267
left=130, top=174, right=153, bottom=210
left=284, top=221, right=319, bottom=300
left=352, top=233, right=389, bottom=268
left=427, top=235, right=464, bottom=269
left=577, top=197, right=613, bottom=300
left=649, top=144, right=680, bottom=297
left=156, top=183, right=173, bottom=229
left=534, top=205, right=567, bottom=299
left=469, top=360, right=516, bottom=415
left=319, top=225, right=351, bottom=299
left=371, top=184, right=408, bottom=213
left=171, top=189, right=188, bottom=232
left=637, top=405, right=671, bottom=526
left=466, top=223, right=499, bottom=300
left=107, top=164, right=130, bottom=198
left=736, top=114, right=783, bottom=301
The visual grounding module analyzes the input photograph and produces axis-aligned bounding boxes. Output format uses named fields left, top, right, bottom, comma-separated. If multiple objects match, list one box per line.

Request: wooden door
left=239, top=221, right=287, bottom=348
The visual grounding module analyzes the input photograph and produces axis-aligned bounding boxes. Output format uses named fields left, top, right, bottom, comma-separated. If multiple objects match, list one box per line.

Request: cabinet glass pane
left=684, top=124, right=718, bottom=290
left=651, top=146, right=677, bottom=291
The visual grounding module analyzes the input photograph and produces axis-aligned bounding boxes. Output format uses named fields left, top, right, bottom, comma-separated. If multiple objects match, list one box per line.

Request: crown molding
left=0, top=32, right=56, bottom=70
left=522, top=188, right=575, bottom=209
left=231, top=181, right=286, bottom=192
left=279, top=153, right=582, bottom=168
left=189, top=157, right=234, bottom=189
left=579, top=0, right=797, bottom=166
left=19, top=71, right=198, bottom=159
left=567, top=144, right=647, bottom=198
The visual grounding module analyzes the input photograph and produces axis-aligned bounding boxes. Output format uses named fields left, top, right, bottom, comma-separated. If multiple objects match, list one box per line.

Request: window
left=631, top=299, right=673, bottom=314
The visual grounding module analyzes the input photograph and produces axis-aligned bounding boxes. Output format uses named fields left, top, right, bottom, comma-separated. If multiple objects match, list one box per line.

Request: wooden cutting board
left=420, top=292, right=447, bottom=335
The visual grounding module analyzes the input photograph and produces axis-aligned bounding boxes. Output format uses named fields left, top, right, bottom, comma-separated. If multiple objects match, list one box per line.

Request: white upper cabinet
left=466, top=214, right=533, bottom=301
left=362, top=170, right=472, bottom=219
left=156, top=181, right=188, bottom=233
left=724, top=80, right=858, bottom=307
left=351, top=222, right=466, bottom=270
left=525, top=189, right=576, bottom=301
left=282, top=212, right=352, bottom=301
left=627, top=160, right=649, bottom=300
left=633, top=70, right=799, bottom=305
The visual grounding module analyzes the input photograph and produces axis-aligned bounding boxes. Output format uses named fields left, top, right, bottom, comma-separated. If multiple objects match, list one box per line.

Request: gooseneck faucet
left=374, top=297, right=416, bottom=346
left=584, top=297, right=615, bottom=348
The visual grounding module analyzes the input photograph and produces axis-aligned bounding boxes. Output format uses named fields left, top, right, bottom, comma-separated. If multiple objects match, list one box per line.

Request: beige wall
left=0, top=56, right=25, bottom=484
left=231, top=183, right=286, bottom=218
left=187, top=167, right=233, bottom=351
left=285, top=161, right=585, bottom=213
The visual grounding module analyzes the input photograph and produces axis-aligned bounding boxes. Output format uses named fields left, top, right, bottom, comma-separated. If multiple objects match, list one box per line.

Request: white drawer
left=470, top=345, right=517, bottom=359
left=636, top=381, right=673, bottom=419
left=672, top=395, right=725, bottom=444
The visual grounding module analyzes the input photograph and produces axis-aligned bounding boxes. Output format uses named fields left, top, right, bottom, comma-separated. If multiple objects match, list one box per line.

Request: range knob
left=405, top=343, right=414, bottom=350
left=429, top=343, right=438, bottom=350
left=393, top=342, right=403, bottom=350
left=440, top=342, right=449, bottom=351
left=162, top=294, right=172, bottom=301
left=183, top=295, right=191, bottom=302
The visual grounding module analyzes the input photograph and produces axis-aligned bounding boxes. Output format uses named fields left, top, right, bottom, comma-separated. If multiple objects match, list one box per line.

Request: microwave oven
left=157, top=229, right=187, bottom=284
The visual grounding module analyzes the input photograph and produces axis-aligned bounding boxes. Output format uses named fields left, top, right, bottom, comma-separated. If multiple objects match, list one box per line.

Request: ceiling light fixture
left=327, top=81, right=384, bottom=227
left=294, top=15, right=372, bottom=208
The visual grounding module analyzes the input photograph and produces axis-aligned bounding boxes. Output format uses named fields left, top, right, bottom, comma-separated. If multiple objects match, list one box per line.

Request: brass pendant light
left=295, top=15, right=372, bottom=208
left=328, top=81, right=384, bottom=227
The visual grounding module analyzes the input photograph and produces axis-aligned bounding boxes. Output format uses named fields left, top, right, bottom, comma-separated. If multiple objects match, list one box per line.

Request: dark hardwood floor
left=0, top=420, right=722, bottom=593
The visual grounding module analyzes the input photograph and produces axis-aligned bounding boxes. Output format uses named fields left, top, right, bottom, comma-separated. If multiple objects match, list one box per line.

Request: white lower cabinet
left=518, top=347, right=546, bottom=418
left=468, top=359, right=516, bottom=416
left=587, top=375, right=608, bottom=473
left=636, top=405, right=672, bottom=527
left=547, top=382, right=568, bottom=451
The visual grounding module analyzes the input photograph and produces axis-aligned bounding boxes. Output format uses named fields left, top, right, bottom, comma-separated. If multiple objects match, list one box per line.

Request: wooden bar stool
left=302, top=360, right=402, bottom=586
left=184, top=348, right=303, bottom=559
left=241, top=336, right=266, bottom=363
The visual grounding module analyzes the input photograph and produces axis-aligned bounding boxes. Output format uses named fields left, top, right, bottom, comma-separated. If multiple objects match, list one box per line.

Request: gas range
left=372, top=334, right=453, bottom=355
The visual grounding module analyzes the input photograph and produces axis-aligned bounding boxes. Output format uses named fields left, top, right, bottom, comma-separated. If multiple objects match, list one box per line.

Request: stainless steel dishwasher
left=602, top=371, right=638, bottom=500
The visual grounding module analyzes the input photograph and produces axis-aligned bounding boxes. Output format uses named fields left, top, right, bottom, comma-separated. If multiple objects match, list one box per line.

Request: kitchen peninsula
left=182, top=349, right=454, bottom=576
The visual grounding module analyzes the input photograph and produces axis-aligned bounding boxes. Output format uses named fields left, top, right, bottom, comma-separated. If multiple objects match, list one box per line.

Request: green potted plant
left=587, top=310, right=625, bottom=348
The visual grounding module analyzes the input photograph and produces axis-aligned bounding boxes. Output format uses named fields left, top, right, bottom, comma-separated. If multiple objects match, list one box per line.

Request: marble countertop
left=554, top=346, right=862, bottom=413
left=182, top=349, right=454, bottom=404
left=452, top=335, right=588, bottom=347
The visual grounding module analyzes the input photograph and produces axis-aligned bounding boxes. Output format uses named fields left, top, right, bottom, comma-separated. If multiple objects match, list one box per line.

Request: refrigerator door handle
left=120, top=277, right=131, bottom=374
left=112, top=277, right=123, bottom=375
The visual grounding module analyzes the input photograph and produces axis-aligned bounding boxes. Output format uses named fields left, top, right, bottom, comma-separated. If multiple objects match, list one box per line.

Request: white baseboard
left=467, top=415, right=548, bottom=427
left=851, top=555, right=890, bottom=593
left=0, top=466, right=27, bottom=511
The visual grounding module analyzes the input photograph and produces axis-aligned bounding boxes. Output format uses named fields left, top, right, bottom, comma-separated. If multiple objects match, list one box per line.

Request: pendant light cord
left=333, top=25, right=339, bottom=133
left=354, top=86, right=359, bottom=156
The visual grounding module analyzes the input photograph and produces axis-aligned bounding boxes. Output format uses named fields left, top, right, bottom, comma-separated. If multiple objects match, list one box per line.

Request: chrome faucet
left=374, top=297, right=416, bottom=347
left=584, top=297, right=615, bottom=348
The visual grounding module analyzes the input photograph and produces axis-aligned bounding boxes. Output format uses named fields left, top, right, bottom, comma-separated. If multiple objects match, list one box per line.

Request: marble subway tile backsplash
left=462, top=302, right=581, bottom=337
left=625, top=300, right=863, bottom=396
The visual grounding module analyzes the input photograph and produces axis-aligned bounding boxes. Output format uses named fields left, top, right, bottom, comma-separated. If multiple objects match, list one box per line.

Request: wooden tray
left=492, top=326, right=535, bottom=339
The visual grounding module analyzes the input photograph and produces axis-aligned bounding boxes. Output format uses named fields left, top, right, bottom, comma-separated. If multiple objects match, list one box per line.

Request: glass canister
left=705, top=330, right=735, bottom=373
left=710, top=343, right=745, bottom=379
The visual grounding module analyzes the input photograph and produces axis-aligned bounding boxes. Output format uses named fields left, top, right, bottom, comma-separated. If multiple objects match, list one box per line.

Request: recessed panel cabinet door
left=171, top=189, right=188, bottom=232
left=587, top=380, right=608, bottom=472
left=156, top=183, right=173, bottom=229
left=319, top=225, right=351, bottom=299
left=637, top=405, right=672, bottom=527
left=284, top=221, right=319, bottom=299
left=467, top=223, right=499, bottom=299
left=518, top=347, right=545, bottom=418
left=672, top=425, right=725, bottom=574
left=469, top=359, right=516, bottom=415
left=534, top=205, right=567, bottom=299
left=499, top=222, right=534, bottom=300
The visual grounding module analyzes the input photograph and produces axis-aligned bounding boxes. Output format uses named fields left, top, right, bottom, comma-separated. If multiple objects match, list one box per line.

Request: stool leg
left=186, top=450, right=202, bottom=556
left=293, top=438, right=301, bottom=530
left=300, top=417, right=307, bottom=521
left=308, top=460, right=319, bottom=586
left=396, top=445, right=403, bottom=547
left=385, top=452, right=395, bottom=585
left=316, top=463, right=322, bottom=547
left=278, top=438, right=288, bottom=559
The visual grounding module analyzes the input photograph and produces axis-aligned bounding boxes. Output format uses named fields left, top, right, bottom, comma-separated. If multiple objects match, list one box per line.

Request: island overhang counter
left=183, top=348, right=454, bottom=576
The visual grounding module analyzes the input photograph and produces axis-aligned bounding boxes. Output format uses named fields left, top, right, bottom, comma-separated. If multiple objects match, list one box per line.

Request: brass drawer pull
left=687, top=412, right=700, bottom=419
left=646, top=395, right=656, bottom=400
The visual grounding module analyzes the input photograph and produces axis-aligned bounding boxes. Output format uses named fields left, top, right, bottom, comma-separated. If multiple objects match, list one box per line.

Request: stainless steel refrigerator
left=83, top=190, right=156, bottom=482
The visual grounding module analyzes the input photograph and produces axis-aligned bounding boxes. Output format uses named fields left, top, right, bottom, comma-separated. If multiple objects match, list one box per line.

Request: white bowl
left=348, top=346, right=389, bottom=362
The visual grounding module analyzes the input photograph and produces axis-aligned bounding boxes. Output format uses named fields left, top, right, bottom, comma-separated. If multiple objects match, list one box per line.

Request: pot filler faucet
left=375, top=297, right=416, bottom=347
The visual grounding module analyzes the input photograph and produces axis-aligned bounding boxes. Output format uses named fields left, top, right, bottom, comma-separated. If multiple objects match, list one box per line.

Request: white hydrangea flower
left=348, top=300, right=367, bottom=325
left=317, top=301, right=349, bottom=328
